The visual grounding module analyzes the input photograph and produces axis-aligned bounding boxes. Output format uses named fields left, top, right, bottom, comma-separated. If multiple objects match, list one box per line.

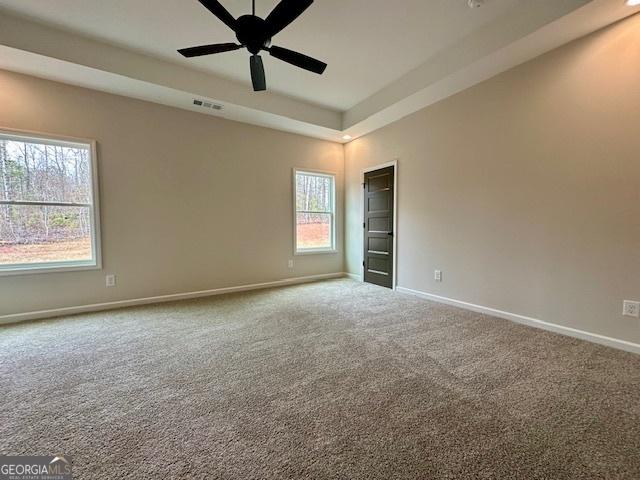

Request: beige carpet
left=1, top=279, right=639, bottom=479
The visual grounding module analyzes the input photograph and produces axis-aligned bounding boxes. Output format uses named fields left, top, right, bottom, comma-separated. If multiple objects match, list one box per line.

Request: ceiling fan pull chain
left=252, top=0, right=255, bottom=16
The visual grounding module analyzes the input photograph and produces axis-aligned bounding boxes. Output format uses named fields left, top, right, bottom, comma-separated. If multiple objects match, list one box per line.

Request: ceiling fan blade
left=265, top=0, right=313, bottom=38
left=269, top=46, right=327, bottom=74
left=178, top=43, right=242, bottom=58
left=198, top=0, right=237, bottom=31
left=250, top=55, right=266, bottom=91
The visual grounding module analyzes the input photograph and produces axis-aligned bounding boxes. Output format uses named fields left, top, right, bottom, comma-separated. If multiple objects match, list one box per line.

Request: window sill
left=294, top=249, right=339, bottom=256
left=0, top=261, right=100, bottom=277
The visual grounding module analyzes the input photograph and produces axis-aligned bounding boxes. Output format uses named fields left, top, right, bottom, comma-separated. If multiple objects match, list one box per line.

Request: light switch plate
left=106, top=274, right=116, bottom=287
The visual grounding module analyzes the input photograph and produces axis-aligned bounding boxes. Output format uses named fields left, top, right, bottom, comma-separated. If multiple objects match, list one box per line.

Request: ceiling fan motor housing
left=235, top=15, right=271, bottom=54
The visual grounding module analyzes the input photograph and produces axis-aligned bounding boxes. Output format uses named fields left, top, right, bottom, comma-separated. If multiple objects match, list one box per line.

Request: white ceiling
left=0, top=0, right=525, bottom=111
left=0, top=0, right=638, bottom=142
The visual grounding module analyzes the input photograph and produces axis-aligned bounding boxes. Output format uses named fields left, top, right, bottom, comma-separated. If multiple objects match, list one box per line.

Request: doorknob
left=387, top=231, right=393, bottom=236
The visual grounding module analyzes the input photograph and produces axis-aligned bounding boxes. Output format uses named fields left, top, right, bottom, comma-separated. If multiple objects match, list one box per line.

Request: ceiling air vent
left=193, top=99, right=223, bottom=111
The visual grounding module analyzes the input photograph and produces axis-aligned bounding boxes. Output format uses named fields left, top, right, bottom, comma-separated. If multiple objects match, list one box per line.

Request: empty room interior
left=1, top=0, right=640, bottom=478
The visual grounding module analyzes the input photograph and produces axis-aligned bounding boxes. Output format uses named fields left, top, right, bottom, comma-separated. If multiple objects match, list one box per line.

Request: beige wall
left=345, top=14, right=640, bottom=344
left=0, top=70, right=344, bottom=316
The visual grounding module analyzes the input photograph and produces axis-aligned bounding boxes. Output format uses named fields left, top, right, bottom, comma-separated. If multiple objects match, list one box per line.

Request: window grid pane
left=0, top=138, right=92, bottom=204
left=296, top=173, right=332, bottom=213
left=0, top=205, right=93, bottom=265
left=296, top=212, right=332, bottom=250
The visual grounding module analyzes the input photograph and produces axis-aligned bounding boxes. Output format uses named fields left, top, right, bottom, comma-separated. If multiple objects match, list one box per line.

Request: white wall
left=0, top=70, right=344, bottom=317
left=345, top=15, right=640, bottom=345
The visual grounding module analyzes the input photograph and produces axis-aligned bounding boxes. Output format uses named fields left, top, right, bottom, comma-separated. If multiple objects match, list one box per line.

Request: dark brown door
left=363, top=166, right=394, bottom=288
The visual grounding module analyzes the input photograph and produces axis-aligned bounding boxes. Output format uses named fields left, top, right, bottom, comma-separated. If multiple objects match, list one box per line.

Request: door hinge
left=362, top=182, right=365, bottom=189
left=363, top=222, right=366, bottom=228
left=362, top=261, right=365, bottom=267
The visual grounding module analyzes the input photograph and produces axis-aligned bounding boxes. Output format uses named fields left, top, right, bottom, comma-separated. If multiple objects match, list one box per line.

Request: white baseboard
left=396, top=286, right=640, bottom=355
left=344, top=272, right=362, bottom=281
left=1, top=272, right=347, bottom=325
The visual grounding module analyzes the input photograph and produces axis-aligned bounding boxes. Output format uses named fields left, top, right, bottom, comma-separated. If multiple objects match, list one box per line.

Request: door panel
left=368, top=173, right=391, bottom=192
left=368, top=215, right=391, bottom=233
left=367, top=237, right=388, bottom=253
left=363, top=166, right=394, bottom=288
left=368, top=192, right=391, bottom=212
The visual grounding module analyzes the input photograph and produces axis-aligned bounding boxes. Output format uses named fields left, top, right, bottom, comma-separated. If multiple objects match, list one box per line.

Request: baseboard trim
left=344, top=272, right=362, bottom=281
left=1, top=272, right=347, bottom=325
left=396, top=286, right=640, bottom=355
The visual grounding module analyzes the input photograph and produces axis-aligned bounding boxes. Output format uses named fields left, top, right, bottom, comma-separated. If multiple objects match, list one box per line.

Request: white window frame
left=0, top=128, right=102, bottom=276
left=293, top=168, right=337, bottom=255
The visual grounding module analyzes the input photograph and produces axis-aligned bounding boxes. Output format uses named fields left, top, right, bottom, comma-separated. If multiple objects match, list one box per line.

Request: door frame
left=360, top=160, right=398, bottom=290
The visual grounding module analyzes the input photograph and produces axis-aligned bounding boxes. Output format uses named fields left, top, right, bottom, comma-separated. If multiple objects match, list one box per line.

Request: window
left=294, top=169, right=336, bottom=254
left=0, top=130, right=101, bottom=275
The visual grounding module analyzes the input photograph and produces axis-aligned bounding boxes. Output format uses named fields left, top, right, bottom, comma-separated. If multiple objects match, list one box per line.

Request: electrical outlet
left=434, top=270, right=442, bottom=282
left=288, top=260, right=294, bottom=269
left=623, top=300, right=640, bottom=318
left=106, top=274, right=116, bottom=288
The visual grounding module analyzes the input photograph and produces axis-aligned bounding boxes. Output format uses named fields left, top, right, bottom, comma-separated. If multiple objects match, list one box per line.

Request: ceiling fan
left=178, top=0, right=327, bottom=92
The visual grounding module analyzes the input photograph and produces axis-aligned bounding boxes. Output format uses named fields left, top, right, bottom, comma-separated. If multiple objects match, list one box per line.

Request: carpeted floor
left=1, top=279, right=639, bottom=479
